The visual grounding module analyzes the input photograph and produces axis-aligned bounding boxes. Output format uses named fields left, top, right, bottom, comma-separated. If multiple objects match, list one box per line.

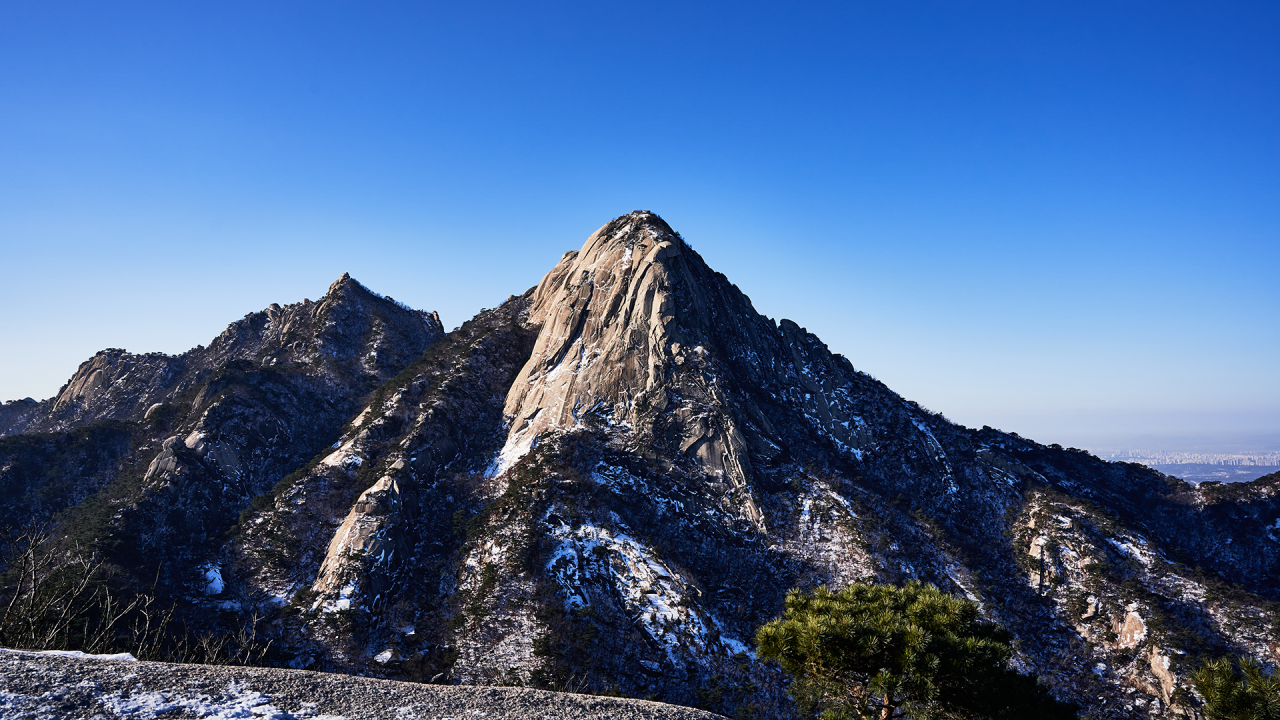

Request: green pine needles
left=755, top=581, right=1077, bottom=720
left=1190, top=656, right=1280, bottom=720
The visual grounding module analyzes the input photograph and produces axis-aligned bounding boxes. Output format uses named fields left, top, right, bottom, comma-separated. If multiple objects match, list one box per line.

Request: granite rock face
left=502, top=215, right=770, bottom=527
left=3, top=213, right=1278, bottom=720
left=502, top=213, right=897, bottom=531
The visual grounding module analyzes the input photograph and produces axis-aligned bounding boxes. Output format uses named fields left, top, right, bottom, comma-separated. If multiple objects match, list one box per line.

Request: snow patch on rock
left=544, top=517, right=749, bottom=662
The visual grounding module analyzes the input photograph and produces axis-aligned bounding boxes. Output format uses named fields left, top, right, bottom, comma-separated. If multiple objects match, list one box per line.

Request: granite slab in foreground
left=0, top=650, right=727, bottom=720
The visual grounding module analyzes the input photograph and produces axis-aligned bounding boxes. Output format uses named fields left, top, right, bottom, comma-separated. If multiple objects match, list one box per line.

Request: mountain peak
left=5, top=212, right=1275, bottom=720
left=500, top=213, right=781, bottom=528
left=326, top=272, right=363, bottom=297
left=8, top=275, right=446, bottom=437
left=586, top=210, right=682, bottom=252
left=502, top=213, right=693, bottom=454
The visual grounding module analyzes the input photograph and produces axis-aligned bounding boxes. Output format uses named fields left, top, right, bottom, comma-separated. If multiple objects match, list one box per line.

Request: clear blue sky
left=2, top=1, right=1277, bottom=449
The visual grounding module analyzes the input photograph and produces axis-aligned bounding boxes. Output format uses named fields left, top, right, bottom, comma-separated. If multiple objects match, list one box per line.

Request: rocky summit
left=2, top=211, right=1277, bottom=719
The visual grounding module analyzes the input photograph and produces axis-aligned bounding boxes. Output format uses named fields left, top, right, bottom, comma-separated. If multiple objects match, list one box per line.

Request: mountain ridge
left=0, top=273, right=445, bottom=579
left=2, top=212, right=1277, bottom=719
left=0, top=272, right=442, bottom=438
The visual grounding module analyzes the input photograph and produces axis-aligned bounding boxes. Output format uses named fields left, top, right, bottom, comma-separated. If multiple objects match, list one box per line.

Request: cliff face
left=501, top=213, right=909, bottom=532
left=3, top=213, right=1277, bottom=720
left=502, top=215, right=773, bottom=528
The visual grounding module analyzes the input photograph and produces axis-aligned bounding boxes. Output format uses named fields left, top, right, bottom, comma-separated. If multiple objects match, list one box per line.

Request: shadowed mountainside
left=2, top=213, right=1276, bottom=719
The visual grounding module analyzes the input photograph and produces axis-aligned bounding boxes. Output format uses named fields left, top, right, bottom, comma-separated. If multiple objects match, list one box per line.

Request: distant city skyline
left=2, top=2, right=1277, bottom=451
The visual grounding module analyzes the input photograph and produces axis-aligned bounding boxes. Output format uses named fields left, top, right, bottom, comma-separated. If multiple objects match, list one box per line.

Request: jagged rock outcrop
left=501, top=213, right=905, bottom=532
left=0, top=274, right=444, bottom=589
left=231, top=298, right=539, bottom=673
left=193, top=273, right=442, bottom=380
left=3, top=214, right=1277, bottom=720
left=502, top=216, right=765, bottom=528
left=4, top=273, right=442, bottom=439
left=44, top=350, right=188, bottom=432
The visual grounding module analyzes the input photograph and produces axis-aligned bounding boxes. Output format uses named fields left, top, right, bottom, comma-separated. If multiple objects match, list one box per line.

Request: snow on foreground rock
left=0, top=649, right=725, bottom=720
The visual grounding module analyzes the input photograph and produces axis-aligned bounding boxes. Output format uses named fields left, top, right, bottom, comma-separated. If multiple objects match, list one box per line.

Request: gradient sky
left=1, top=1, right=1277, bottom=449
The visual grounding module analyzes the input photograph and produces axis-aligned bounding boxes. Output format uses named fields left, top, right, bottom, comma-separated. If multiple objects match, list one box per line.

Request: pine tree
left=1190, top=656, right=1280, bottom=720
left=755, top=581, right=1077, bottom=719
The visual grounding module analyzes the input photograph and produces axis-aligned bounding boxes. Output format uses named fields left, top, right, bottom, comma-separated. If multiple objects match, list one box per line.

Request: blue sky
left=1, top=1, right=1277, bottom=448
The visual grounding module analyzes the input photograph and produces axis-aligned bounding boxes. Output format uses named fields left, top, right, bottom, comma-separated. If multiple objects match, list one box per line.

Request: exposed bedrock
left=501, top=211, right=907, bottom=531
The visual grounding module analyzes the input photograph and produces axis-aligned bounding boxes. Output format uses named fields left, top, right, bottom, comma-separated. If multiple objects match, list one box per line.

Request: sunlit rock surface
left=3, top=213, right=1277, bottom=720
